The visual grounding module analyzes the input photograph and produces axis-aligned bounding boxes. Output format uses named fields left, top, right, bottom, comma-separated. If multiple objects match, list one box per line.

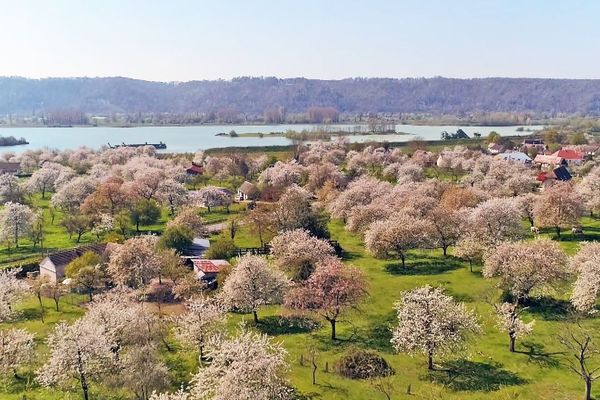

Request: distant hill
left=2, top=76, right=600, bottom=116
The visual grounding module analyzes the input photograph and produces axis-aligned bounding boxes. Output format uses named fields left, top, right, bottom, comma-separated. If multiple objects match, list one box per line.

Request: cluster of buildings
left=488, top=138, right=598, bottom=188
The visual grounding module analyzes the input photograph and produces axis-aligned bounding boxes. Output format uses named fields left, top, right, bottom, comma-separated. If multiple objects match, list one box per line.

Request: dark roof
left=186, top=164, right=203, bottom=174
left=553, top=166, right=572, bottom=181
left=44, top=243, right=108, bottom=267
left=456, top=129, right=470, bottom=139
left=0, top=162, right=20, bottom=174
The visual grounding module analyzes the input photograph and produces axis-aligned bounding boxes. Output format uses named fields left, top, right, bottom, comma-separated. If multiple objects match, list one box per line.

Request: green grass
left=3, top=213, right=600, bottom=399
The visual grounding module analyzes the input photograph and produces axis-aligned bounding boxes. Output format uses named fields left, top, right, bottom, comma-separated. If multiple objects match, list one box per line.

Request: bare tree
left=558, top=325, right=600, bottom=400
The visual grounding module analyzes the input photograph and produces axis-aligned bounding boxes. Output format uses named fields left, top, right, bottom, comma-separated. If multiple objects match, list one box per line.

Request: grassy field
left=2, top=214, right=600, bottom=399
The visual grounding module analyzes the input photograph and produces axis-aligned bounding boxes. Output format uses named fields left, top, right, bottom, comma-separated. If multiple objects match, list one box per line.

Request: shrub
left=159, top=224, right=193, bottom=253
left=335, top=349, right=394, bottom=380
left=204, top=235, right=236, bottom=259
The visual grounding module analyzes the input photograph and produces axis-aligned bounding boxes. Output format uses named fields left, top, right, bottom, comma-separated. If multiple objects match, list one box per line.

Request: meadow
left=2, top=213, right=599, bottom=400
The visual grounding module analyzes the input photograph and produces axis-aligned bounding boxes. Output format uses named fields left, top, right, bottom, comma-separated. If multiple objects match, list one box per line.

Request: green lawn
left=2, top=215, right=600, bottom=399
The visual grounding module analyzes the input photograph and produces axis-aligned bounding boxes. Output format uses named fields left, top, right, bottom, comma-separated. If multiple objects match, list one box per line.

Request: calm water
left=0, top=124, right=542, bottom=154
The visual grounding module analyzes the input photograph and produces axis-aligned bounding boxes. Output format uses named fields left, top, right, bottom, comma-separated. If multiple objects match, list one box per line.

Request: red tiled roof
left=192, top=259, right=230, bottom=273
left=552, top=149, right=583, bottom=160
left=536, top=172, right=548, bottom=182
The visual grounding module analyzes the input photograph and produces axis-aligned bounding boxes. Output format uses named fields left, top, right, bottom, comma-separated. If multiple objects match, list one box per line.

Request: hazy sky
left=1, top=0, right=598, bottom=81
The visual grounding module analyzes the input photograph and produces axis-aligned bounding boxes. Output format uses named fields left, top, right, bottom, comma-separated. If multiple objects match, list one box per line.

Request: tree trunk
left=400, top=254, right=406, bottom=269
left=88, top=289, right=93, bottom=302
left=428, top=352, right=434, bottom=370
left=77, top=231, right=83, bottom=243
left=330, top=319, right=337, bottom=340
left=136, top=220, right=140, bottom=233
left=253, top=310, right=259, bottom=324
left=311, top=356, right=317, bottom=385
left=442, top=245, right=448, bottom=257
left=585, top=378, right=592, bottom=400
left=38, top=294, right=44, bottom=323
left=199, top=344, right=204, bottom=364
left=556, top=226, right=561, bottom=238
left=509, top=335, right=516, bottom=352
left=54, top=298, right=60, bottom=312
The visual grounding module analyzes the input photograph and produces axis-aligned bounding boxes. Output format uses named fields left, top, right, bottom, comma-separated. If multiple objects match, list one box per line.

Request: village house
left=0, top=161, right=21, bottom=175
left=522, top=138, right=547, bottom=153
left=39, top=243, right=109, bottom=282
left=237, top=181, right=258, bottom=201
left=192, top=259, right=231, bottom=288
left=487, top=142, right=505, bottom=155
left=550, top=149, right=584, bottom=166
left=533, top=154, right=564, bottom=168
left=186, top=162, right=203, bottom=175
left=536, top=165, right=572, bottom=189
left=497, top=151, right=531, bottom=165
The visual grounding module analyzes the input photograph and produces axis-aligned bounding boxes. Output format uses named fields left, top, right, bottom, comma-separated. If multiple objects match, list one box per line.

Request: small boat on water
left=108, top=141, right=167, bottom=149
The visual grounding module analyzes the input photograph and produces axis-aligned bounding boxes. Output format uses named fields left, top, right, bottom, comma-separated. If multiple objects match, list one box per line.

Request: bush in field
left=335, top=349, right=394, bottom=380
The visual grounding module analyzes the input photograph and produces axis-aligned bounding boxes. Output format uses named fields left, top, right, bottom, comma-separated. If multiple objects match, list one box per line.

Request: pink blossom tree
left=483, top=239, right=569, bottom=302
left=285, top=258, right=367, bottom=340
left=534, top=182, right=584, bottom=238
left=364, top=214, right=435, bottom=268
left=269, top=229, right=336, bottom=280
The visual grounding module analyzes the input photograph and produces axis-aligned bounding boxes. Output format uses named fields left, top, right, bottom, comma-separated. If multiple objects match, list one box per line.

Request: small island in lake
left=0, top=136, right=29, bottom=146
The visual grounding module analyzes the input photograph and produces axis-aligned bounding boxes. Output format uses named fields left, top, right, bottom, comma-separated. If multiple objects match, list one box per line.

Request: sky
left=0, top=0, right=598, bottom=81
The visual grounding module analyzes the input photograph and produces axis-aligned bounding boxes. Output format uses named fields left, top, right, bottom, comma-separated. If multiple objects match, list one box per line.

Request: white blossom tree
left=194, top=186, right=232, bottom=213
left=494, top=302, right=534, bottom=352
left=0, top=202, right=35, bottom=248
left=159, top=179, right=189, bottom=216
left=188, top=324, right=293, bottom=400
left=174, top=295, right=227, bottom=362
left=221, top=255, right=290, bottom=323
left=571, top=242, right=600, bottom=313
left=37, top=319, right=117, bottom=400
left=51, top=175, right=97, bottom=213
left=107, top=236, right=161, bottom=288
left=0, top=267, right=29, bottom=321
left=27, top=163, right=61, bottom=198
left=0, top=327, right=35, bottom=379
left=391, top=285, right=480, bottom=370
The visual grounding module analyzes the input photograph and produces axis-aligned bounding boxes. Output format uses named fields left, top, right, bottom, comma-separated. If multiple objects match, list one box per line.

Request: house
left=237, top=181, right=258, bottom=201
left=536, top=166, right=572, bottom=189
left=498, top=151, right=531, bottom=165
left=192, top=259, right=231, bottom=288
left=522, top=138, right=547, bottom=153
left=0, top=162, right=21, bottom=175
left=39, top=243, right=109, bottom=282
left=551, top=149, right=584, bottom=166
left=564, top=144, right=600, bottom=157
left=186, top=162, right=203, bottom=175
left=533, top=154, right=563, bottom=167
left=487, top=143, right=505, bottom=155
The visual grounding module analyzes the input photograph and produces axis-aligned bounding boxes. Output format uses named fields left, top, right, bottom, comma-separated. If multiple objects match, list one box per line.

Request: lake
left=0, top=124, right=543, bottom=154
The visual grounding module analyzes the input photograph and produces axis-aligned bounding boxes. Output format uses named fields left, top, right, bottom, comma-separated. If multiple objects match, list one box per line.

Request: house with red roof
left=186, top=162, right=204, bottom=175
left=551, top=149, right=584, bottom=165
left=192, top=259, right=231, bottom=286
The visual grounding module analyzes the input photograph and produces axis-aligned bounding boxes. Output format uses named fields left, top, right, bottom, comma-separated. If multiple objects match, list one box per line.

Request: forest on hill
left=2, top=76, right=600, bottom=119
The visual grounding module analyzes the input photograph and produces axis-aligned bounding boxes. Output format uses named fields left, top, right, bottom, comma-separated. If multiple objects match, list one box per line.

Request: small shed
left=237, top=181, right=258, bottom=201
left=192, top=259, right=231, bottom=287
left=498, top=151, right=532, bottom=165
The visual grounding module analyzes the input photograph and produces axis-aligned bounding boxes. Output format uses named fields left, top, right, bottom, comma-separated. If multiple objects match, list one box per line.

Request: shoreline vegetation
left=215, top=128, right=412, bottom=140
left=0, top=135, right=28, bottom=146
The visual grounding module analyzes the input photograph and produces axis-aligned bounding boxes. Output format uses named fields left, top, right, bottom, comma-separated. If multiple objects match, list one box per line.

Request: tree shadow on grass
left=522, top=297, right=572, bottom=321
left=254, top=315, right=322, bottom=336
left=384, top=258, right=462, bottom=276
left=354, top=312, right=396, bottom=353
left=426, top=360, right=526, bottom=392
left=516, top=341, right=561, bottom=368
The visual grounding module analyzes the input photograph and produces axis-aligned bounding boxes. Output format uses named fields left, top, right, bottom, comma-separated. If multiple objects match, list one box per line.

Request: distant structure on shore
left=108, top=141, right=167, bottom=149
